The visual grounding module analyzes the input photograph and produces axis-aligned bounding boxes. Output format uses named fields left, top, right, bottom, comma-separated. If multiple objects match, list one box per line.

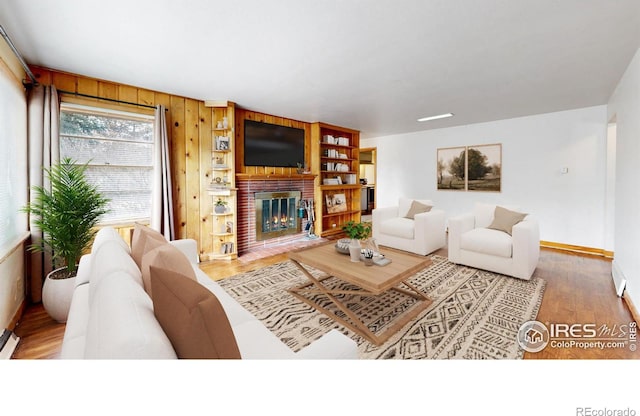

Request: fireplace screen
left=255, top=191, right=301, bottom=241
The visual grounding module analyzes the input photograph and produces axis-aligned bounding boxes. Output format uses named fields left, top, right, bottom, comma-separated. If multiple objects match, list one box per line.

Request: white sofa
left=447, top=203, right=540, bottom=280
left=372, top=198, right=446, bottom=256
left=60, top=227, right=358, bottom=359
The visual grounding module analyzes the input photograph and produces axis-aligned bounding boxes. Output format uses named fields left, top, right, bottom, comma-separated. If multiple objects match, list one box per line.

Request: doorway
left=359, top=147, right=377, bottom=220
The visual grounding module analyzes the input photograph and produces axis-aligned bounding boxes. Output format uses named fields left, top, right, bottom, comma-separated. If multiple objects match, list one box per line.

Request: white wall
left=608, top=47, right=640, bottom=304
left=361, top=105, right=609, bottom=248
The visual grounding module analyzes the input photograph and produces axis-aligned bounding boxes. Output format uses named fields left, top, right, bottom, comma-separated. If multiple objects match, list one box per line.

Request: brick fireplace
left=254, top=190, right=301, bottom=241
left=236, top=176, right=316, bottom=255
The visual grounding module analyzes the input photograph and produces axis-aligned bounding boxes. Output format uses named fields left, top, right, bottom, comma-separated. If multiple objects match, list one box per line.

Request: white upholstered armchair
left=447, top=203, right=540, bottom=280
left=372, top=198, right=446, bottom=256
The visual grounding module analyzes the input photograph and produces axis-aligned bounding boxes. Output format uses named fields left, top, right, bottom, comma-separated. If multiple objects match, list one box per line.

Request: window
left=59, top=103, right=154, bottom=224
left=0, top=63, right=28, bottom=252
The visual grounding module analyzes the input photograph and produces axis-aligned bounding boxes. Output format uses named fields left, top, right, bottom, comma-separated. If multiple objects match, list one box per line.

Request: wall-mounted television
left=244, top=119, right=305, bottom=167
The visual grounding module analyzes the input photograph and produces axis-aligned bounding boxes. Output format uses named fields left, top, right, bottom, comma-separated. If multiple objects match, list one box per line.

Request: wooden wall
left=30, top=66, right=215, bottom=257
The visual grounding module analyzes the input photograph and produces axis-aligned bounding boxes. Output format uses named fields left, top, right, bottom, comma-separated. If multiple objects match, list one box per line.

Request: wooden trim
left=0, top=36, right=26, bottom=84
left=8, top=300, right=26, bottom=332
left=623, top=290, right=639, bottom=324
left=540, top=240, right=613, bottom=259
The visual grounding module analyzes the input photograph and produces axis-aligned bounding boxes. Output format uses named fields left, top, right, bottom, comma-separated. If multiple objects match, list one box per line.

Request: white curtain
left=27, top=85, right=59, bottom=303
left=151, top=105, right=174, bottom=240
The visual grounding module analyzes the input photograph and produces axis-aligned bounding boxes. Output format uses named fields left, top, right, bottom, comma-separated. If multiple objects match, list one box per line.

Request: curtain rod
left=0, top=24, right=39, bottom=86
left=57, top=89, right=161, bottom=110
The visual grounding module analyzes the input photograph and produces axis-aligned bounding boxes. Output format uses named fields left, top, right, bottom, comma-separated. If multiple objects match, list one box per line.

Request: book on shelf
left=220, top=241, right=234, bottom=254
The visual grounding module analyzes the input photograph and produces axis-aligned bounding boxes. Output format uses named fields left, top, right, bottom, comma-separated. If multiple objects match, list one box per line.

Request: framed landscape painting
left=437, top=146, right=466, bottom=190
left=437, top=143, right=502, bottom=192
left=467, top=144, right=501, bottom=192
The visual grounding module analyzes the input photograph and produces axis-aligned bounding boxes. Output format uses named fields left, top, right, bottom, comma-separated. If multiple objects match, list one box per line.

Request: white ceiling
left=1, top=0, right=639, bottom=138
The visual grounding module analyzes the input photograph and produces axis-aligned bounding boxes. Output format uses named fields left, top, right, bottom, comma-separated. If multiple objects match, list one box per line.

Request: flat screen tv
left=244, top=119, right=305, bottom=167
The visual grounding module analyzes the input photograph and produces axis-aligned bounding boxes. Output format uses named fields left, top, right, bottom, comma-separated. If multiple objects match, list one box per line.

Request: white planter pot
left=42, top=267, right=77, bottom=323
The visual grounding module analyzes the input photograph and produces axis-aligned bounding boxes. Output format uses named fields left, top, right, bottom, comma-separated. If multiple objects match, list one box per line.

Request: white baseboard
left=612, top=260, right=627, bottom=297
left=0, top=330, right=19, bottom=359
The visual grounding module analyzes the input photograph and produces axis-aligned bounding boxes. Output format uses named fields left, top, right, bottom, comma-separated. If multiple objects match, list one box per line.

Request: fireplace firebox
left=255, top=191, right=301, bottom=241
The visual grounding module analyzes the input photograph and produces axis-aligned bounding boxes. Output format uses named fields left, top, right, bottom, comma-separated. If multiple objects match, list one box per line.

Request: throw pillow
left=141, top=242, right=197, bottom=297
left=150, top=265, right=241, bottom=359
left=131, top=223, right=167, bottom=268
left=404, top=200, right=432, bottom=219
left=487, top=206, right=528, bottom=235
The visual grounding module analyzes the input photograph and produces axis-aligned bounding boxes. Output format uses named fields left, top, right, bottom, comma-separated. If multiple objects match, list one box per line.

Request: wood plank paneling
left=138, top=88, right=155, bottom=107
left=97, top=81, right=118, bottom=99
left=184, top=99, right=201, bottom=241
left=51, top=72, right=76, bottom=92
left=118, top=84, right=138, bottom=104
left=170, top=95, right=187, bottom=239
left=77, top=77, right=98, bottom=96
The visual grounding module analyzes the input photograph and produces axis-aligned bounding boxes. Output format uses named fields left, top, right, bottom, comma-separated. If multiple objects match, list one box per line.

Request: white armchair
left=448, top=203, right=540, bottom=280
left=372, top=198, right=446, bottom=256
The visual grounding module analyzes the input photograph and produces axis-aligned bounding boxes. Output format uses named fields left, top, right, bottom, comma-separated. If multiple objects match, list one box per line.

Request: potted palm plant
left=342, top=220, right=371, bottom=262
left=22, top=158, right=110, bottom=322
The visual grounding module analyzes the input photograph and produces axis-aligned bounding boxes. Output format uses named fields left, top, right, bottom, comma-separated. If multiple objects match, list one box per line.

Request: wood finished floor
left=11, top=246, right=639, bottom=359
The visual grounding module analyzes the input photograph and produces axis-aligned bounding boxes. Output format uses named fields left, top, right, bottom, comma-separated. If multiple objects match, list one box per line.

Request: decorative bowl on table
left=335, top=238, right=352, bottom=254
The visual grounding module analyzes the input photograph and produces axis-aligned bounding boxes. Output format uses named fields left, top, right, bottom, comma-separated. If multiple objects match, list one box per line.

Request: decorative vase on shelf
left=222, top=117, right=229, bottom=129
left=215, top=198, right=227, bottom=214
left=348, top=239, right=361, bottom=262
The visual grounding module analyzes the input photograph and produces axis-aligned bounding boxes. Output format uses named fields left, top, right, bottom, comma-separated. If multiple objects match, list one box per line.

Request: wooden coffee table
left=288, top=241, right=432, bottom=346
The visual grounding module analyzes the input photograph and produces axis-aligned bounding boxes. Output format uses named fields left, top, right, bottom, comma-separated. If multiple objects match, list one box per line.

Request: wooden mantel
left=236, top=173, right=317, bottom=181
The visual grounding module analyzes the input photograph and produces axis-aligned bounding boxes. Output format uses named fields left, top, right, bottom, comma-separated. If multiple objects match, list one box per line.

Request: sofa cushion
left=380, top=217, right=415, bottom=239
left=487, top=206, right=528, bottom=235
left=474, top=203, right=521, bottom=228
left=60, top=283, right=90, bottom=359
left=89, top=239, right=143, bottom=302
left=91, top=226, right=131, bottom=255
left=131, top=223, right=167, bottom=268
left=404, top=200, right=432, bottom=219
left=399, top=198, right=433, bottom=218
left=150, top=266, right=241, bottom=359
left=196, top=278, right=262, bottom=327
left=231, top=320, right=296, bottom=359
left=84, top=270, right=177, bottom=359
left=141, top=242, right=196, bottom=297
left=460, top=228, right=513, bottom=258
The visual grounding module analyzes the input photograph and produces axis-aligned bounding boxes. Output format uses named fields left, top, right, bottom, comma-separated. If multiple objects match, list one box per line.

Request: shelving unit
left=311, top=122, right=361, bottom=237
left=204, top=101, right=237, bottom=260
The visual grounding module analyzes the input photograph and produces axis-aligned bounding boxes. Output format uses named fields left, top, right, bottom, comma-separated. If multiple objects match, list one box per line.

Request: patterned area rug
left=217, top=255, right=546, bottom=359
